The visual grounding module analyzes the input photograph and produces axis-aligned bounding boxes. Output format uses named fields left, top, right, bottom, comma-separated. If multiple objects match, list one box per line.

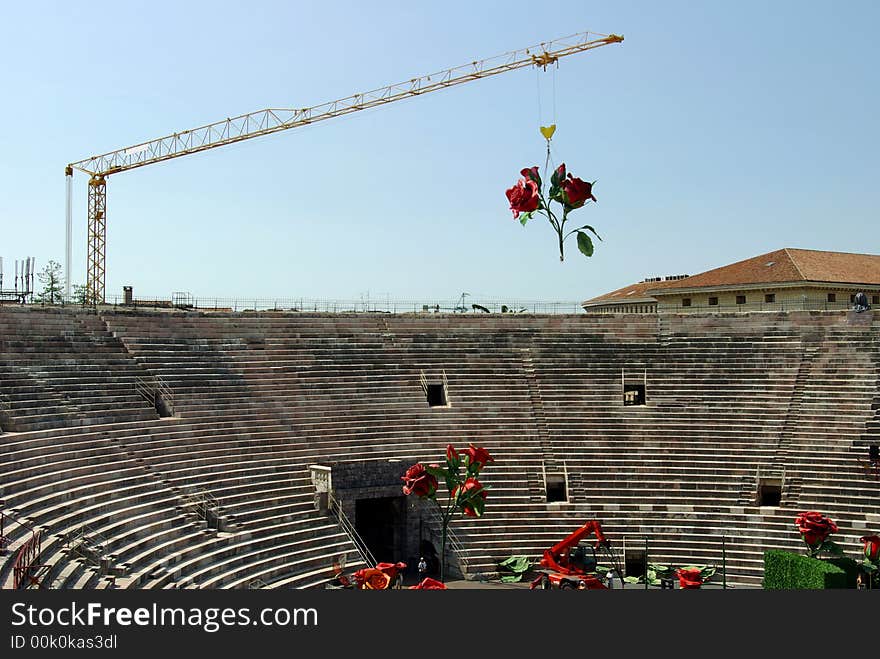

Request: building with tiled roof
left=582, top=248, right=880, bottom=313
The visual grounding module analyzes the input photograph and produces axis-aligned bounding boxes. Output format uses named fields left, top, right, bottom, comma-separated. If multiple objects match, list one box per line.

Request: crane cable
left=536, top=63, right=559, bottom=183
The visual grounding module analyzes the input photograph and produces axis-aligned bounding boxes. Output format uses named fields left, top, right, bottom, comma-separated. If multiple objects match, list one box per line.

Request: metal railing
left=1, top=509, right=36, bottom=542
left=90, top=294, right=587, bottom=315
left=21, top=290, right=880, bottom=316
left=63, top=524, right=109, bottom=567
left=0, top=511, right=10, bottom=552
left=134, top=376, right=155, bottom=407
left=14, top=529, right=49, bottom=589
left=620, top=534, right=732, bottom=590
left=756, top=465, right=785, bottom=487
left=156, top=376, right=175, bottom=416
left=0, top=393, right=9, bottom=435
left=134, top=375, right=174, bottom=416
left=328, top=492, right=376, bottom=569
left=425, top=506, right=470, bottom=574
left=179, top=487, right=220, bottom=522
left=654, top=297, right=875, bottom=314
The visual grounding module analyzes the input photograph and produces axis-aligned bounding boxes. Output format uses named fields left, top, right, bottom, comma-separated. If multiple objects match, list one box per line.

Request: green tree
left=71, top=284, right=89, bottom=305
left=36, top=260, right=65, bottom=305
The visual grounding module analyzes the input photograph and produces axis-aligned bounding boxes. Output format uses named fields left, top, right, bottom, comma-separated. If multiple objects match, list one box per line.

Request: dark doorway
left=426, top=383, right=447, bottom=407
left=419, top=539, right=440, bottom=577
left=355, top=496, right=406, bottom=563
left=546, top=476, right=567, bottom=503
left=758, top=480, right=782, bottom=507
left=623, top=383, right=646, bottom=406
left=625, top=549, right=646, bottom=579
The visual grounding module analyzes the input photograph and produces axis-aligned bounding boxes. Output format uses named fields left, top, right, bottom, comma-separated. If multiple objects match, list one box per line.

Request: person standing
left=418, top=556, right=428, bottom=579
left=606, top=569, right=618, bottom=589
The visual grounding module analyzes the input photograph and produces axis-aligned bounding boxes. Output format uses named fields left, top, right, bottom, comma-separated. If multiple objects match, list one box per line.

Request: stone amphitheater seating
left=0, top=309, right=159, bottom=432
left=1, top=307, right=878, bottom=589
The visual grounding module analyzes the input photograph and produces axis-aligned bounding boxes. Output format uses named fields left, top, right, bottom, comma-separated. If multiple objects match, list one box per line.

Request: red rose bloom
left=520, top=166, right=541, bottom=185
left=446, top=444, right=459, bottom=463
left=506, top=177, right=540, bottom=219
left=352, top=567, right=392, bottom=590
left=861, top=535, right=880, bottom=562
left=409, top=577, right=447, bottom=590
left=464, top=444, right=494, bottom=470
left=453, top=477, right=487, bottom=517
left=401, top=463, right=438, bottom=498
left=795, top=511, right=838, bottom=547
left=676, top=568, right=703, bottom=589
left=562, top=175, right=596, bottom=208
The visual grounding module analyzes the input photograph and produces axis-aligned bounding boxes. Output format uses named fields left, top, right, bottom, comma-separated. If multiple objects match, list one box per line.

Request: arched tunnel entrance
left=311, top=459, right=463, bottom=580
left=354, top=496, right=408, bottom=564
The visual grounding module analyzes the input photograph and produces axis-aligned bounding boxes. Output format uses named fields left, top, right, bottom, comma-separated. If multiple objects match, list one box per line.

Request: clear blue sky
left=1, top=0, right=877, bottom=303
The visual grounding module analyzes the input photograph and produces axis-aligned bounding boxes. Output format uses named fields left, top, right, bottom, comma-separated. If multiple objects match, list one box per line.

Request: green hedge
left=763, top=550, right=850, bottom=589
left=825, top=557, right=861, bottom=589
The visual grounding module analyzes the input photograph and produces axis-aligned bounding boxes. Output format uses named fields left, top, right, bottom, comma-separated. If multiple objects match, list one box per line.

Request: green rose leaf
left=469, top=496, right=485, bottom=517
left=574, top=224, right=602, bottom=241
left=518, top=211, right=534, bottom=226
left=445, top=474, right=458, bottom=495
left=820, top=540, right=844, bottom=555
left=576, top=231, right=594, bottom=257
left=423, top=465, right=447, bottom=479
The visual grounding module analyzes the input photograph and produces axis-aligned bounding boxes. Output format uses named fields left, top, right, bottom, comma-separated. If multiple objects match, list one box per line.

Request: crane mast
left=66, top=30, right=623, bottom=303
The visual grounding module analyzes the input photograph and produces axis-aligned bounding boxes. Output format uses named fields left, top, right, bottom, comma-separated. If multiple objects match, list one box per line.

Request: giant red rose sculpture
left=795, top=511, right=841, bottom=558
left=675, top=568, right=704, bottom=590
left=452, top=478, right=487, bottom=518
left=860, top=534, right=880, bottom=587
left=861, top=535, right=880, bottom=562
left=401, top=463, right=438, bottom=498
left=506, top=177, right=540, bottom=218
left=505, top=162, right=601, bottom=261
left=402, top=443, right=493, bottom=583
left=409, top=577, right=447, bottom=590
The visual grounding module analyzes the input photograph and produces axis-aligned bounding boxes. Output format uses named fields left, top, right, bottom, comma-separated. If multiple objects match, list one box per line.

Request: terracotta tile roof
left=582, top=277, right=680, bottom=305
left=583, top=248, right=880, bottom=305
left=784, top=248, right=880, bottom=285
left=652, top=248, right=880, bottom=292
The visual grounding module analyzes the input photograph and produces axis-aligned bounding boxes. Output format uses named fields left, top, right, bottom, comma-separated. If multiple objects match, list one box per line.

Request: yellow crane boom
left=66, top=30, right=623, bottom=303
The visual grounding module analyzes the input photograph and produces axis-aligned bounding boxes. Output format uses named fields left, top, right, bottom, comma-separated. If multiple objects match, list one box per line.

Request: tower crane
left=66, top=30, right=623, bottom=303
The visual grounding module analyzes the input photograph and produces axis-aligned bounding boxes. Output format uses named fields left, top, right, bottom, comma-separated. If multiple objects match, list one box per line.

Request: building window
left=682, top=298, right=691, bottom=307
left=708, top=297, right=718, bottom=306
left=736, top=295, right=746, bottom=305
left=850, top=294, right=856, bottom=304
left=764, top=293, right=775, bottom=303
left=827, top=293, right=836, bottom=303
left=873, top=295, right=879, bottom=305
